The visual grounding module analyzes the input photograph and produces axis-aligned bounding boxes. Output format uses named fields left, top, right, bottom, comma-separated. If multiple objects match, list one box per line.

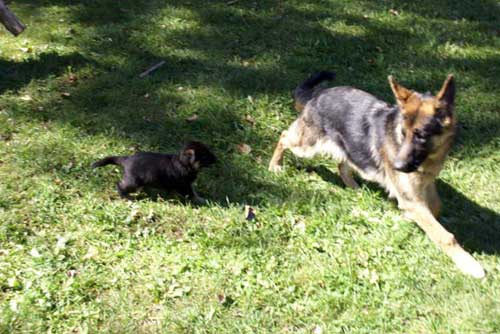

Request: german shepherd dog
left=92, top=141, right=217, bottom=203
left=269, top=71, right=485, bottom=278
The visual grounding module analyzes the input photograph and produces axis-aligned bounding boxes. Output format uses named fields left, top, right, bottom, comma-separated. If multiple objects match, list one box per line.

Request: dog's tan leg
left=425, top=183, right=441, bottom=218
left=269, top=130, right=288, bottom=172
left=269, top=118, right=326, bottom=173
left=399, top=200, right=485, bottom=278
left=338, top=162, right=359, bottom=189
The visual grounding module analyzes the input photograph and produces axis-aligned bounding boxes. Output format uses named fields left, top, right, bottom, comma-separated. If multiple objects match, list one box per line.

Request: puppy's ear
left=180, top=148, right=196, bottom=165
left=388, top=75, right=413, bottom=108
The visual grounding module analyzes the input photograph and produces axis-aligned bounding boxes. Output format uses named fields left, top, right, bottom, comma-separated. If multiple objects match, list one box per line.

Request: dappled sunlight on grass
left=1, top=0, right=499, bottom=333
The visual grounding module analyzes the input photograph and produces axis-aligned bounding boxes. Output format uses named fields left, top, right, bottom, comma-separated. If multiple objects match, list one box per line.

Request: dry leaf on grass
left=0, top=134, right=12, bottom=141
left=312, top=325, right=323, bottom=334
left=125, top=208, right=141, bottom=223
left=30, top=248, right=41, bottom=258
left=245, top=205, right=256, bottom=221
left=68, top=74, right=78, bottom=84
left=67, top=269, right=78, bottom=278
left=217, top=293, right=235, bottom=307
left=292, top=220, right=306, bottom=233
left=244, top=114, right=256, bottom=126
left=237, top=143, right=252, bottom=154
left=186, top=114, right=199, bottom=122
left=83, top=246, right=98, bottom=260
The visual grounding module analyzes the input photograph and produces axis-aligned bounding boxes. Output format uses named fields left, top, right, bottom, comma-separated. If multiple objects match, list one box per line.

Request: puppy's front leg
left=401, top=201, right=485, bottom=278
left=191, top=188, right=207, bottom=205
left=178, top=184, right=207, bottom=204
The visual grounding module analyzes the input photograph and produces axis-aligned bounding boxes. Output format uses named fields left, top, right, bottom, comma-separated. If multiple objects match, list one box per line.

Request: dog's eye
left=400, top=128, right=406, bottom=138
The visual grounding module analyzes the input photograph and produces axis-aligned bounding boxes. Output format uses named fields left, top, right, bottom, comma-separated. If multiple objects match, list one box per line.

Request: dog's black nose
left=393, top=159, right=417, bottom=173
left=393, top=159, right=405, bottom=171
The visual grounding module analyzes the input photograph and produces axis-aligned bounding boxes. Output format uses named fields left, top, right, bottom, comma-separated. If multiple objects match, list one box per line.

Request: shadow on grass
left=0, top=52, right=90, bottom=94
left=311, top=164, right=500, bottom=255
left=438, top=180, right=500, bottom=255
left=384, top=0, right=500, bottom=22
left=302, top=165, right=345, bottom=188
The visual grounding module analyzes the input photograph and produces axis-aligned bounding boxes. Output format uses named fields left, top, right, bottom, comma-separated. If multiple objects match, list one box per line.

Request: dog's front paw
left=268, top=163, right=283, bottom=173
left=451, top=250, right=486, bottom=279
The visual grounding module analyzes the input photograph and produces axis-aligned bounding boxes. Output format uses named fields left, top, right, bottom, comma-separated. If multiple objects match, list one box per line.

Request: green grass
left=1, top=0, right=499, bottom=333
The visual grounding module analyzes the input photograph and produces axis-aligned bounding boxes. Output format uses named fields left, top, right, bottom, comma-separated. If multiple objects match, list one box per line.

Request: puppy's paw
left=268, top=164, right=283, bottom=173
left=193, top=196, right=208, bottom=205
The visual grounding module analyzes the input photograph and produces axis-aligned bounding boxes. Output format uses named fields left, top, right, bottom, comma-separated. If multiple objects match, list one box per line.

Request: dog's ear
left=180, top=148, right=196, bottom=165
left=436, top=74, right=455, bottom=107
left=388, top=75, right=413, bottom=108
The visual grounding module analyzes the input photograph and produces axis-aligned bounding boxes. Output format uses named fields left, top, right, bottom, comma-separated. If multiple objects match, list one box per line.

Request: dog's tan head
left=388, top=75, right=456, bottom=173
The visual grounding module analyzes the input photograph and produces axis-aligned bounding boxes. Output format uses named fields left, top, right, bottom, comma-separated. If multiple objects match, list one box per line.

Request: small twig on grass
left=139, top=61, right=166, bottom=78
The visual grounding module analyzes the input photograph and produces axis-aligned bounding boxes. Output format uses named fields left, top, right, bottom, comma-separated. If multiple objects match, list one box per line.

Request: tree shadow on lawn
left=384, top=0, right=500, bottom=23
left=0, top=52, right=90, bottom=94
left=311, top=165, right=500, bottom=255
left=3, top=0, right=499, bottom=206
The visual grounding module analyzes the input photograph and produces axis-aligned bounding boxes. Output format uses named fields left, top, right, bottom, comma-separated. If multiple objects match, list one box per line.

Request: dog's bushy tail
left=91, top=156, right=125, bottom=169
left=293, top=71, right=336, bottom=112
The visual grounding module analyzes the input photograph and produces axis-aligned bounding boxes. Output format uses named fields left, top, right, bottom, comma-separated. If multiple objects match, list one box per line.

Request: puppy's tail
left=293, top=71, right=336, bottom=112
left=91, top=156, right=125, bottom=169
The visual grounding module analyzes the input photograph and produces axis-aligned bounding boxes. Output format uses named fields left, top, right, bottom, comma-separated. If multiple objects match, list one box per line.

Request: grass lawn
left=1, top=0, right=499, bottom=333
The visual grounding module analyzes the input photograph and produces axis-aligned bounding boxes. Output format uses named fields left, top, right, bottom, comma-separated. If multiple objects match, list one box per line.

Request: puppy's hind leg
left=338, top=162, right=359, bottom=189
left=116, top=178, right=139, bottom=199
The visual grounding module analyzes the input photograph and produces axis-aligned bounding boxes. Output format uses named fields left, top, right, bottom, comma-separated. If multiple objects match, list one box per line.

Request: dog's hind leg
left=269, top=130, right=289, bottom=172
left=338, top=162, right=359, bottom=189
left=269, top=118, right=319, bottom=173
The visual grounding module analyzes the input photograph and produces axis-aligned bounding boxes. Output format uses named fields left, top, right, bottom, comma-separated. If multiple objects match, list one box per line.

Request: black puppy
left=92, top=141, right=217, bottom=203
